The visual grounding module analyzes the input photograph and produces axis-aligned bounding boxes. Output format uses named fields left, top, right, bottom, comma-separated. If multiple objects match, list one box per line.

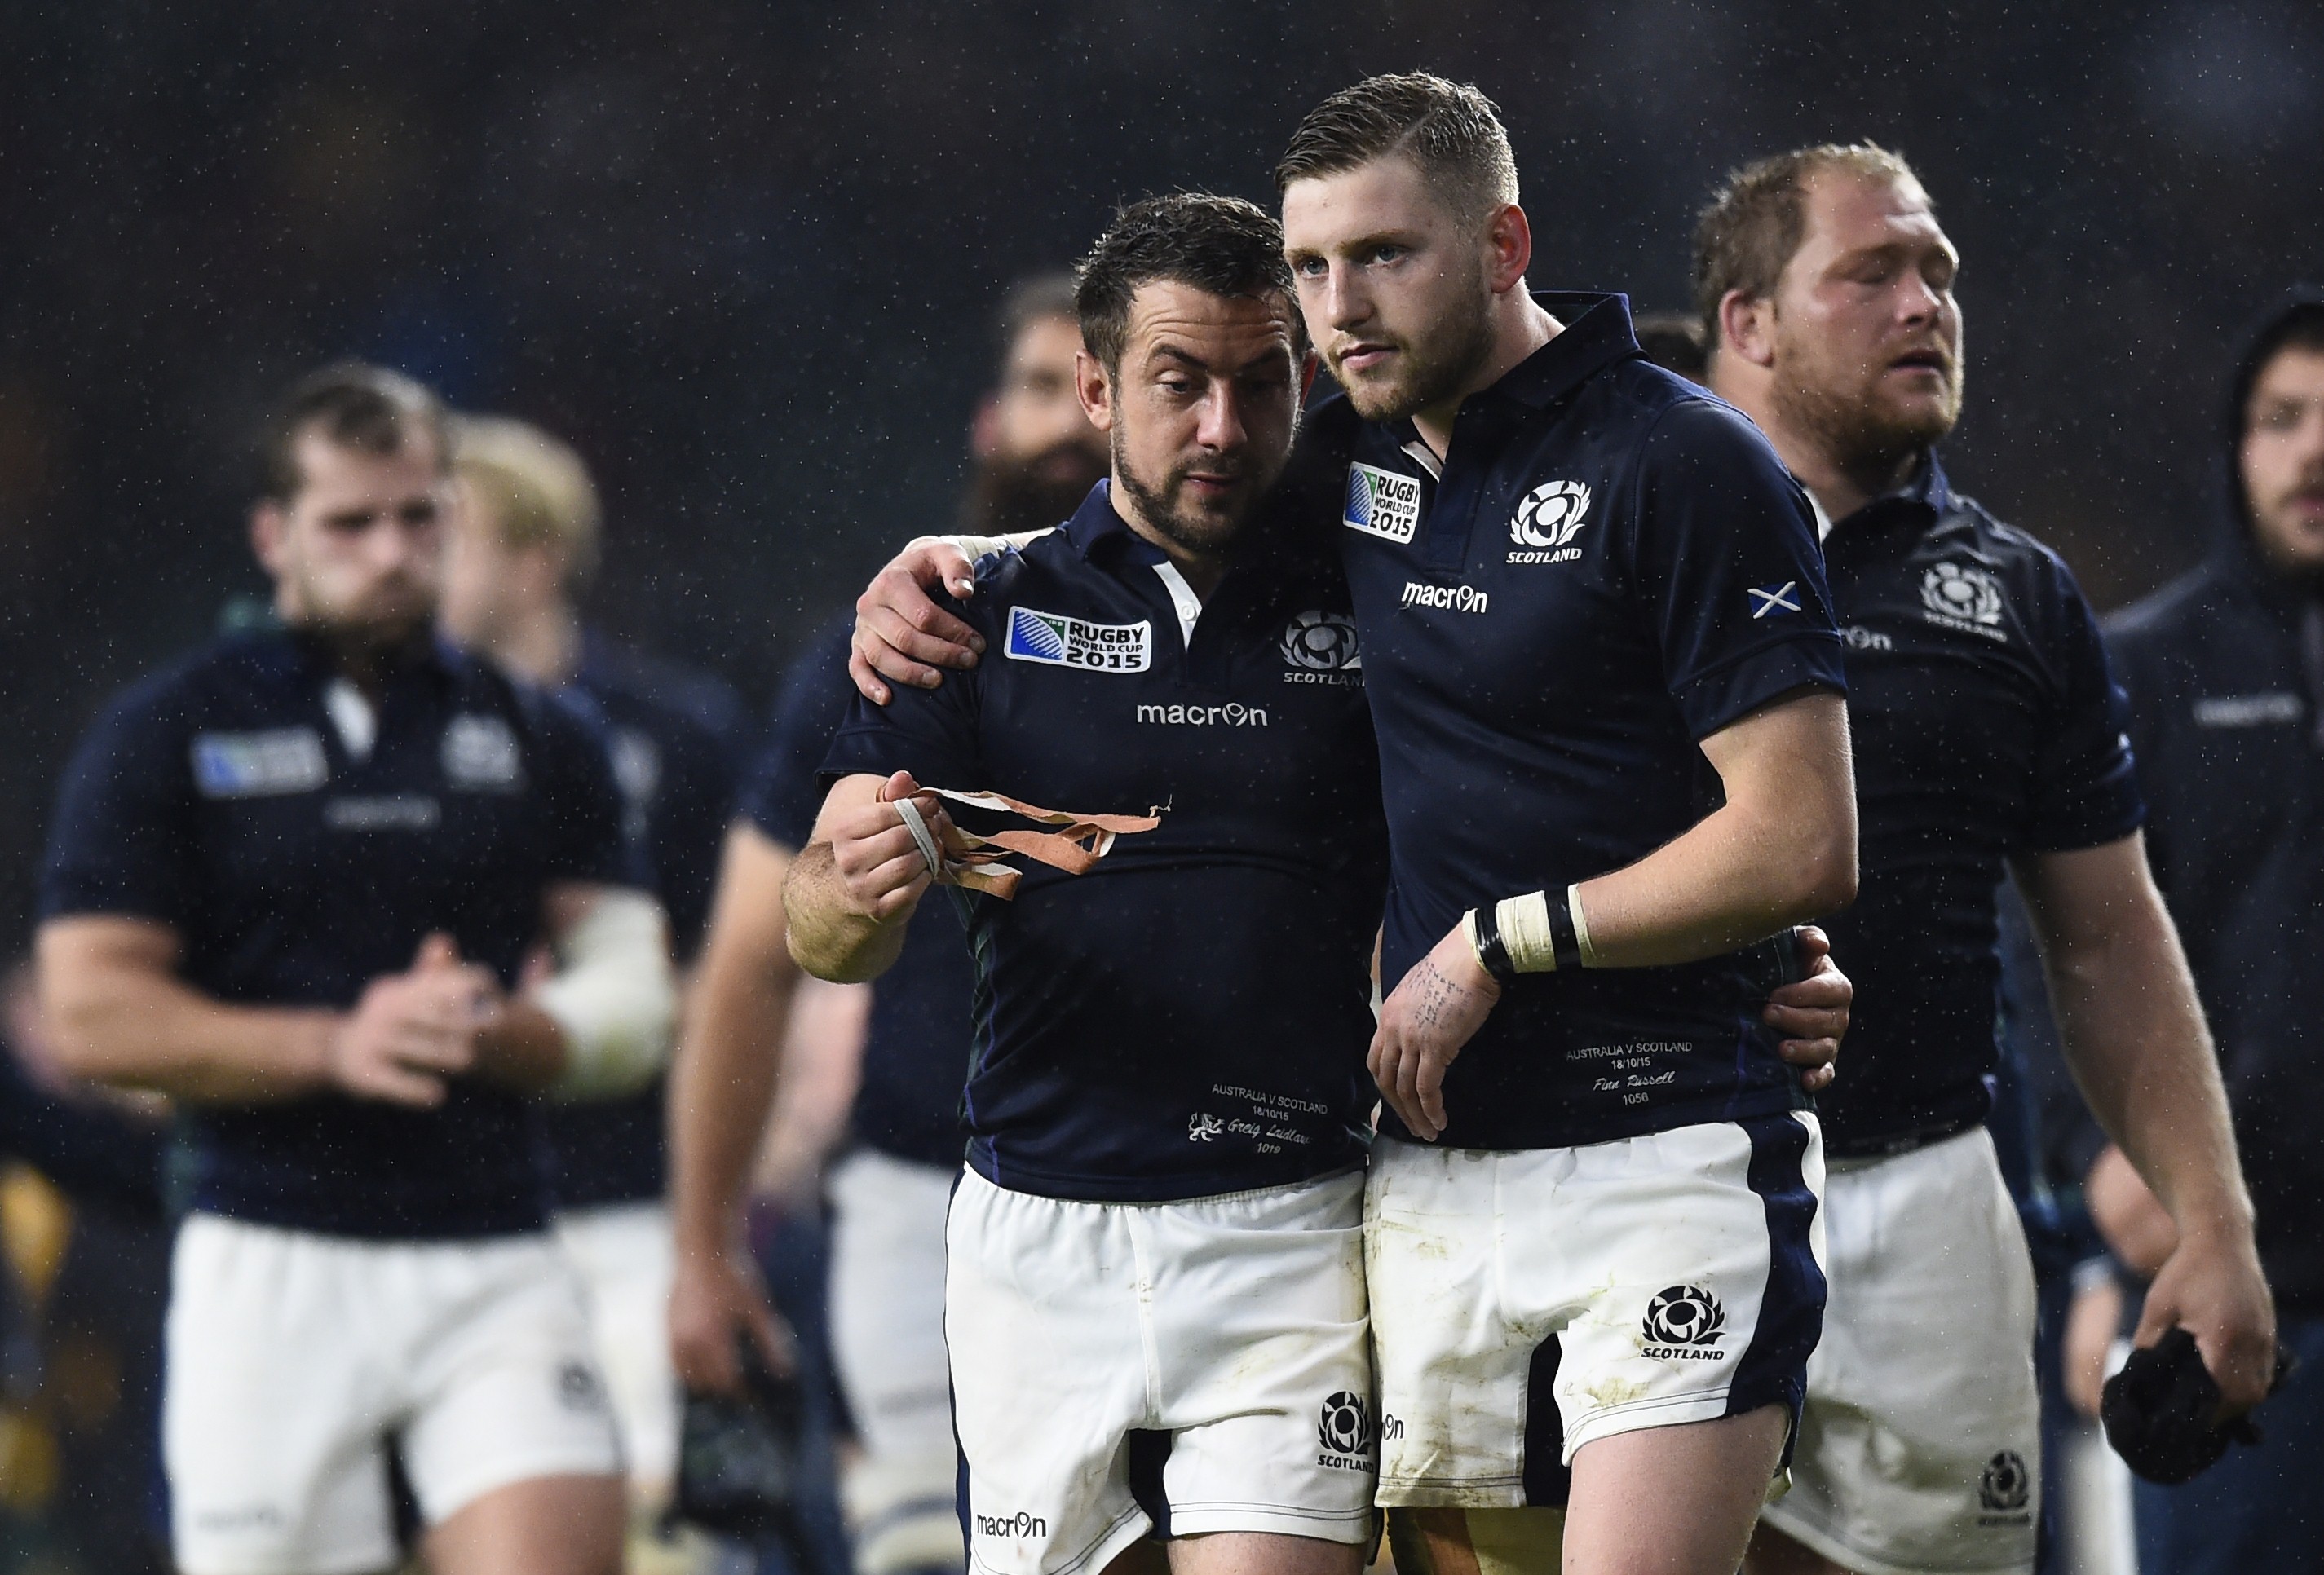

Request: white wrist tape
left=1496, top=890, right=1557, bottom=973
left=537, top=889, right=677, bottom=1101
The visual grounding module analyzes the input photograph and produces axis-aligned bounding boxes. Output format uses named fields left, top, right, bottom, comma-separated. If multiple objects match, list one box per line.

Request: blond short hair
left=1692, top=143, right=1928, bottom=343
left=453, top=415, right=602, bottom=585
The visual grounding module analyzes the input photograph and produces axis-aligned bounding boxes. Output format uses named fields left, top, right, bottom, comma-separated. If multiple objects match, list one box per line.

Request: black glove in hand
left=2101, top=1326, right=2297, bottom=1485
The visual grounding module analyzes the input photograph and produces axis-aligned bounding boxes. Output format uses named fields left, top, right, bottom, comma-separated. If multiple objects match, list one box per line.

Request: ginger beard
left=1769, top=309, right=1965, bottom=478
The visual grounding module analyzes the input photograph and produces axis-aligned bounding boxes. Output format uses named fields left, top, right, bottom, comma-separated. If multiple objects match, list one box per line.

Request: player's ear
left=1720, top=289, right=1778, bottom=370
left=969, top=394, right=1001, bottom=461
left=1483, top=202, right=1531, bottom=296
left=1075, top=348, right=1116, bottom=433
left=250, top=501, right=288, bottom=575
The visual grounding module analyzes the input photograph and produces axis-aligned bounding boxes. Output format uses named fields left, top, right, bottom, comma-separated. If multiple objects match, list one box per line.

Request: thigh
left=1565, top=1405, right=1790, bottom=1575
left=1548, top=1115, right=1824, bottom=1467
left=1152, top=1171, right=1373, bottom=1547
left=554, top=1202, right=681, bottom=1498
left=422, top=1471, right=625, bottom=1575
left=400, top=1236, right=625, bottom=1533
left=1165, top=1530, right=1367, bottom=1575
left=1365, top=1140, right=1535, bottom=1508
left=164, top=1215, right=399, bottom=1575
left=948, top=1171, right=1151, bottom=1575
left=1761, top=1131, right=2041, bottom=1575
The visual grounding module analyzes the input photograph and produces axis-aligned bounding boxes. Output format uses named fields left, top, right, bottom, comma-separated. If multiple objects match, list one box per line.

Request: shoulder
left=82, top=631, right=286, bottom=740
left=1946, top=498, right=2089, bottom=597
left=2103, top=562, right=2225, bottom=652
left=581, top=635, right=749, bottom=756
left=1628, top=382, right=1786, bottom=473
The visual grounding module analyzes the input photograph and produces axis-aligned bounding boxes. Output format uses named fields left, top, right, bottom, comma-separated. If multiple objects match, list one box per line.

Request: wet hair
left=452, top=414, right=603, bottom=586
left=1274, top=73, right=1519, bottom=223
left=258, top=362, right=447, bottom=502
left=1692, top=143, right=1926, bottom=346
left=1073, top=193, right=1298, bottom=372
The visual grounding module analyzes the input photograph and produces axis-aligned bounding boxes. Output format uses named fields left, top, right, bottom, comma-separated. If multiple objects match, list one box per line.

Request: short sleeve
left=1629, top=399, right=1848, bottom=738
left=817, top=591, right=987, bottom=800
left=40, top=686, right=201, bottom=929
left=2022, top=558, right=2146, bottom=853
left=535, top=690, right=647, bottom=889
left=737, top=620, right=857, bottom=851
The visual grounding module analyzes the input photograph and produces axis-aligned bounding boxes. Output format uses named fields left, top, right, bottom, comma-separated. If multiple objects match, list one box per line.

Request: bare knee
left=423, top=1471, right=625, bottom=1575
left=1386, top=1505, right=1566, bottom=1575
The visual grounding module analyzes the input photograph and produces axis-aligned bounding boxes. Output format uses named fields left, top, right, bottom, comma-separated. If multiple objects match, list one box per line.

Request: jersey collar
left=1490, top=291, right=1645, bottom=411
left=1831, top=450, right=1953, bottom=535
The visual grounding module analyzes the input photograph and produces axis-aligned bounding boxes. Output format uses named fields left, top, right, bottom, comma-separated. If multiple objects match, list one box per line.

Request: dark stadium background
left=2, top=1, right=2320, bottom=942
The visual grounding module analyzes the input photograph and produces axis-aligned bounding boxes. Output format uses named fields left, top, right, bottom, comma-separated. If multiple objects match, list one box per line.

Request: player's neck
left=1410, top=292, right=1562, bottom=460
left=487, top=602, right=583, bottom=686
left=1710, top=360, right=1917, bottom=524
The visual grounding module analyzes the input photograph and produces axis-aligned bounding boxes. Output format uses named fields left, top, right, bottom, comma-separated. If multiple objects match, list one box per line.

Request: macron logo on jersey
left=1003, top=606, right=1151, bottom=672
left=1344, top=463, right=1420, bottom=544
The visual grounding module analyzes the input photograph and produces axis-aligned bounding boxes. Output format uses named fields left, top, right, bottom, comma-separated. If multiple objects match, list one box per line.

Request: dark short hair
left=1632, top=311, right=1708, bottom=384
left=1274, top=73, right=1519, bottom=223
left=994, top=271, right=1081, bottom=365
left=259, top=363, right=447, bottom=502
left=1692, top=143, right=1924, bottom=347
left=1073, top=194, right=1297, bottom=372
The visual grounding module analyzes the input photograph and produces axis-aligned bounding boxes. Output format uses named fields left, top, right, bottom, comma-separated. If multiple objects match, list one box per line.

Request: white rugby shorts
left=554, top=1199, right=680, bottom=1503
left=1365, top=1114, right=1827, bottom=1506
left=166, top=1213, right=623, bottom=1575
left=948, top=1167, right=1376, bottom=1575
left=828, top=1148, right=965, bottom=1574
left=1757, top=1126, right=2040, bottom=1575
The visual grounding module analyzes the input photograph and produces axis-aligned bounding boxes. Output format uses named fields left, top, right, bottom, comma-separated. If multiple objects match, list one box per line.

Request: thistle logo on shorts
left=1978, top=1450, right=2032, bottom=1519
left=1920, top=562, right=2008, bottom=642
left=555, top=1359, right=607, bottom=1414
left=1279, top=609, right=1362, bottom=681
left=976, top=1511, right=1049, bottom=1539
left=1641, top=1285, right=1726, bottom=1358
left=1004, top=606, right=1151, bottom=672
left=1344, top=462, right=1420, bottom=544
left=1508, top=479, right=1593, bottom=563
left=1316, top=1392, right=1375, bottom=1470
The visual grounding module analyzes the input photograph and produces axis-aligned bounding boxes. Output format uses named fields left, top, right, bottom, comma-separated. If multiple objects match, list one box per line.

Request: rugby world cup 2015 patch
left=191, top=728, right=329, bottom=798
left=1343, top=462, right=1420, bottom=544
left=1003, top=606, right=1151, bottom=672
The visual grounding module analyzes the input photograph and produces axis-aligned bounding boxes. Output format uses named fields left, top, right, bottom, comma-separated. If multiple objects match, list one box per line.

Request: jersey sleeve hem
left=1670, top=636, right=1849, bottom=740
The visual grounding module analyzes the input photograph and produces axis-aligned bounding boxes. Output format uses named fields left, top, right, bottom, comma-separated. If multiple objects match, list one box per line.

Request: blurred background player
left=2071, top=291, right=2324, bottom=1574
left=35, top=364, right=675, bottom=1575
left=440, top=414, right=750, bottom=1520
left=1694, top=146, right=2275, bottom=1575
left=1628, top=309, right=1708, bottom=385
left=668, top=274, right=1106, bottom=1575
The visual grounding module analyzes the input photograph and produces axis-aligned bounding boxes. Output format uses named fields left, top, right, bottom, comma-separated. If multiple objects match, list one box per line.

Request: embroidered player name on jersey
left=191, top=728, right=329, bottom=798
left=1003, top=606, right=1151, bottom=672
left=1343, top=462, right=1420, bottom=545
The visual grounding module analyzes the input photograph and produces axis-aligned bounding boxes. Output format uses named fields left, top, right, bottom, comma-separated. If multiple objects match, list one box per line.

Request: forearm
left=1570, top=801, right=1850, bottom=968
left=668, top=950, right=797, bottom=1258
left=44, top=966, right=336, bottom=1102
left=2048, top=899, right=2251, bottom=1237
left=783, top=842, right=917, bottom=982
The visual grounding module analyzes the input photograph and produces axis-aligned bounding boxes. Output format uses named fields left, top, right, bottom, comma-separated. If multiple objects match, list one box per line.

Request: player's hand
left=850, top=540, right=984, bottom=703
left=1370, top=924, right=1501, bottom=1143
left=827, top=772, right=951, bottom=919
left=1764, top=925, right=1849, bottom=1094
left=2136, top=1219, right=2278, bottom=1418
left=326, top=933, right=498, bottom=1106
left=669, top=1242, right=796, bottom=1394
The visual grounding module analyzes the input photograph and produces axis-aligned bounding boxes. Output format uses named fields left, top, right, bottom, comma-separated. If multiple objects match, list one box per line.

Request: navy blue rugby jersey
left=819, top=483, right=1388, bottom=1202
left=742, top=618, right=979, bottom=1171
left=40, top=628, right=640, bottom=1239
left=541, top=629, right=750, bottom=1210
left=1811, top=460, right=2143, bottom=1156
left=1301, top=292, right=1848, bottom=1151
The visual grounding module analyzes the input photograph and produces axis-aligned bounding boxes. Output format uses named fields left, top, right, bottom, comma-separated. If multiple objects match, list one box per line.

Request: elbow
left=1774, top=821, right=1858, bottom=924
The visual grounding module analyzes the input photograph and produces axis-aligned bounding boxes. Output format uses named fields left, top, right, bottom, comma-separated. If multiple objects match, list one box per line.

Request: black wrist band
left=1544, top=893, right=1585, bottom=970
left=1472, top=906, right=1518, bottom=983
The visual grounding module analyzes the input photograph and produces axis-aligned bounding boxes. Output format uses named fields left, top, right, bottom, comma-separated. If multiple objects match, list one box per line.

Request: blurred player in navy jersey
left=1691, top=145, right=2273, bottom=1575
left=440, top=413, right=750, bottom=1519
left=667, top=274, right=1106, bottom=1575
left=37, top=364, right=676, bottom=1575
